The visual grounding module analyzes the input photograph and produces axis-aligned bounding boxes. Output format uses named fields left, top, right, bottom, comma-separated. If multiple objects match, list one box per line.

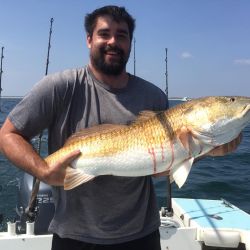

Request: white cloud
left=181, top=52, right=193, bottom=59
left=234, top=59, right=250, bottom=65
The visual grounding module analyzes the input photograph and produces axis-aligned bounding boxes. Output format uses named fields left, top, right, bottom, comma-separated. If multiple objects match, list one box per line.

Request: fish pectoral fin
left=171, top=158, right=194, bottom=188
left=191, top=129, right=214, bottom=145
left=177, top=126, right=200, bottom=155
left=177, top=126, right=192, bottom=151
left=64, top=167, right=95, bottom=190
left=179, top=126, right=215, bottom=149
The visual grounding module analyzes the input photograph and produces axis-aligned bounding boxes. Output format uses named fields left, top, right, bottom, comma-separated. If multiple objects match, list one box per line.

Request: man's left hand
left=207, top=133, right=242, bottom=157
left=153, top=133, right=242, bottom=178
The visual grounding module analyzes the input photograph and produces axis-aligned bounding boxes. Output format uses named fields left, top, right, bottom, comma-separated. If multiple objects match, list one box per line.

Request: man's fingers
left=225, top=133, right=242, bottom=153
left=42, top=149, right=81, bottom=186
left=59, top=149, right=81, bottom=168
left=208, top=133, right=242, bottom=157
left=152, top=170, right=170, bottom=178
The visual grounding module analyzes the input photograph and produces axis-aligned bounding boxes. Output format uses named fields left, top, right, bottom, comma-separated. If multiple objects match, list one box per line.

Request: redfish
left=45, top=96, right=250, bottom=190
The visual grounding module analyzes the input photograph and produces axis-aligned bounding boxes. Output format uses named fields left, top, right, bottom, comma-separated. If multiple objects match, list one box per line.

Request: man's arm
left=0, top=118, right=80, bottom=186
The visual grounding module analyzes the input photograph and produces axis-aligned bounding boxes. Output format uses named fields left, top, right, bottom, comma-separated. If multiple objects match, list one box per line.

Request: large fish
left=45, top=96, right=250, bottom=190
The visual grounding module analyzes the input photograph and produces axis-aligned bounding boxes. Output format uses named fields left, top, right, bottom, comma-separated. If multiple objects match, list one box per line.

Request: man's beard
left=90, top=45, right=130, bottom=76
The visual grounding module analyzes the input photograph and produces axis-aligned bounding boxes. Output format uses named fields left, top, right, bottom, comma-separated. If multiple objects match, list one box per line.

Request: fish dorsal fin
left=64, top=124, right=127, bottom=146
left=133, top=110, right=159, bottom=124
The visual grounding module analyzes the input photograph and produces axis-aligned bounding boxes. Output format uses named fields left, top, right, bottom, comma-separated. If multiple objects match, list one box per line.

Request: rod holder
left=7, top=222, right=16, bottom=236
left=26, top=221, right=35, bottom=235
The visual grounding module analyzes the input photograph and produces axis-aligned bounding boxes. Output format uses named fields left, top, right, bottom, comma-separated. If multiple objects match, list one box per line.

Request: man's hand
left=0, top=118, right=81, bottom=187
left=206, top=133, right=242, bottom=157
left=153, top=133, right=242, bottom=178
left=41, top=149, right=81, bottom=186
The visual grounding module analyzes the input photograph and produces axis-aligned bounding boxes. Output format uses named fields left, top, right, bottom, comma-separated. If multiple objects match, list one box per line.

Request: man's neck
left=88, top=63, right=129, bottom=89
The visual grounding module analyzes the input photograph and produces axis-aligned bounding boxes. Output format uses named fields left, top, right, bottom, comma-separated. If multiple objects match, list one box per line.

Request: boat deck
left=173, top=198, right=250, bottom=249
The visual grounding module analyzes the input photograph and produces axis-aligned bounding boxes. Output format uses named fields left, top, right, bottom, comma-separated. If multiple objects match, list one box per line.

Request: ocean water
left=0, top=97, right=250, bottom=232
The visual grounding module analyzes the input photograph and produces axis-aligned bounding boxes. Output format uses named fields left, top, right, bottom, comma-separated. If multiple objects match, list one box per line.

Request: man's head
left=85, top=6, right=135, bottom=76
left=85, top=5, right=135, bottom=42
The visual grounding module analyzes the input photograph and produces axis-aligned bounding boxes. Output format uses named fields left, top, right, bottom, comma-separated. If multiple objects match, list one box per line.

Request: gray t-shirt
left=9, top=66, right=168, bottom=244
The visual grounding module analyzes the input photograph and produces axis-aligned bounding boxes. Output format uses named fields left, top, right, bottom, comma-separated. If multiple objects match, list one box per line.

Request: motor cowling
left=16, top=173, right=55, bottom=234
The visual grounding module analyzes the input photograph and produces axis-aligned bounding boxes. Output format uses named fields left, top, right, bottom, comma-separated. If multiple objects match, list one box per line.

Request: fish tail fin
left=64, top=167, right=95, bottom=190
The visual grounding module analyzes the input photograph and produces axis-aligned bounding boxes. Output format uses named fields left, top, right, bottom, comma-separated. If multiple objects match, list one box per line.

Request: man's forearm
left=0, top=118, right=81, bottom=186
left=0, top=131, right=48, bottom=180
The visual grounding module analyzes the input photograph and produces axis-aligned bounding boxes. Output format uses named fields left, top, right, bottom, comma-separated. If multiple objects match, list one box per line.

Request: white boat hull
left=0, top=234, right=52, bottom=250
left=1, top=198, right=249, bottom=250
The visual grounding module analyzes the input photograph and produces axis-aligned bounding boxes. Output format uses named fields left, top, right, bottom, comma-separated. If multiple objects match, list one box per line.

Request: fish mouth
left=241, top=104, right=250, bottom=117
left=235, top=104, right=250, bottom=133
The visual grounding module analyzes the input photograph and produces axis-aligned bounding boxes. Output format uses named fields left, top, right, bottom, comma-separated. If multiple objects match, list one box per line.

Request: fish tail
left=64, top=167, right=95, bottom=190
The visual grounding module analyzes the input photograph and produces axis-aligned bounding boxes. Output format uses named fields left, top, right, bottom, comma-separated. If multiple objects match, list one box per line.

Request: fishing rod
left=165, top=48, right=169, bottom=104
left=0, top=46, right=4, bottom=112
left=133, top=38, right=136, bottom=76
left=164, top=48, right=173, bottom=217
left=25, top=18, right=54, bottom=222
left=45, top=18, right=54, bottom=76
left=37, top=17, right=54, bottom=152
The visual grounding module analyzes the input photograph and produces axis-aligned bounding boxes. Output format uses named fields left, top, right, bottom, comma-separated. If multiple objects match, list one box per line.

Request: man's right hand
left=41, top=149, right=81, bottom=186
left=0, top=118, right=81, bottom=187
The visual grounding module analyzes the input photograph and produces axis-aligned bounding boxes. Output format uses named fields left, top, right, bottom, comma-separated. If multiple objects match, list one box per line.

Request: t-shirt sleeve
left=155, top=88, right=169, bottom=110
left=8, top=73, right=67, bottom=139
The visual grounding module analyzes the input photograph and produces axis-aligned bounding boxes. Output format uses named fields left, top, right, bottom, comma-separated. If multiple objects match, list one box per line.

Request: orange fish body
left=45, top=96, right=250, bottom=190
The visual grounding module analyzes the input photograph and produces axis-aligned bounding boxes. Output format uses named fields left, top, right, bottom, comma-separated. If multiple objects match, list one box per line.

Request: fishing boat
left=1, top=10, right=250, bottom=249
left=0, top=96, right=250, bottom=250
left=0, top=173, right=249, bottom=250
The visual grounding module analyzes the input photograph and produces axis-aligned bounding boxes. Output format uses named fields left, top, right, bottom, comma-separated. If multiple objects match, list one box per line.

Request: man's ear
left=86, top=34, right=92, bottom=49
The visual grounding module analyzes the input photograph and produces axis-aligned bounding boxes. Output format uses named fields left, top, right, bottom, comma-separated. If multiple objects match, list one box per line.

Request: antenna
left=133, top=38, right=136, bottom=76
left=0, top=46, right=4, bottom=112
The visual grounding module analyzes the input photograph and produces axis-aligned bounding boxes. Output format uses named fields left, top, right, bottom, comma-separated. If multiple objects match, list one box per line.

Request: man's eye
left=117, top=34, right=127, bottom=40
left=99, top=33, right=109, bottom=38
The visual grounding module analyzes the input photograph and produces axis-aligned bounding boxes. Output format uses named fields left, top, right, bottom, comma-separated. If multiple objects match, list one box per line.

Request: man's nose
left=107, top=35, right=117, bottom=45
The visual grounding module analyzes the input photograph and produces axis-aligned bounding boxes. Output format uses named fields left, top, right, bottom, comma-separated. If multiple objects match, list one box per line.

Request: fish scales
left=44, top=96, right=250, bottom=190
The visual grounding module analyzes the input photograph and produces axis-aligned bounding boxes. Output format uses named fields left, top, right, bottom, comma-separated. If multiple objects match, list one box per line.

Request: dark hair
left=84, top=5, right=135, bottom=41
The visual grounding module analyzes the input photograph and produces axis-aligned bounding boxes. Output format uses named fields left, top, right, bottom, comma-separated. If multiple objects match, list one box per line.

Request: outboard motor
left=16, top=173, right=55, bottom=234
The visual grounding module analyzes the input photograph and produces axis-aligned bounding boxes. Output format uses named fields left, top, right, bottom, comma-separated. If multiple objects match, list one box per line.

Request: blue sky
left=0, top=0, right=249, bottom=98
